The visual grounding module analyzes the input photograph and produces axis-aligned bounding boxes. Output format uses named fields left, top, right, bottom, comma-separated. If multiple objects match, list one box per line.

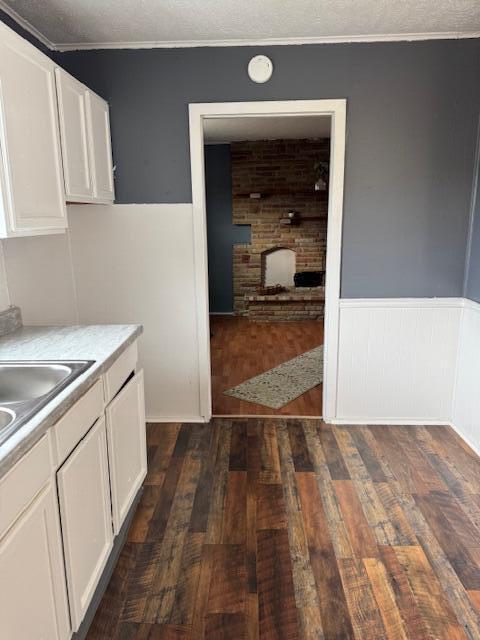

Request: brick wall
left=231, top=138, right=329, bottom=320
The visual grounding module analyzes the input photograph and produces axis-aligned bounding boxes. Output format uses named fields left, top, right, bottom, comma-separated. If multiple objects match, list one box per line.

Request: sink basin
left=0, top=363, right=73, bottom=404
left=0, top=360, right=94, bottom=447
left=0, top=407, right=15, bottom=431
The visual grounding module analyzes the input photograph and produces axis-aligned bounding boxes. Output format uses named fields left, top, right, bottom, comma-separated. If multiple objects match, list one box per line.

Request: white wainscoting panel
left=335, top=299, right=462, bottom=423
left=68, top=204, right=202, bottom=422
left=452, top=299, right=480, bottom=455
left=2, top=233, right=78, bottom=324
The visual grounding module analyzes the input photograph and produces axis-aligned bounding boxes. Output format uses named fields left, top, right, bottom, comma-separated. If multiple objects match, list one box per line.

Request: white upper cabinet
left=87, top=91, right=115, bottom=202
left=0, top=22, right=67, bottom=237
left=56, top=68, right=115, bottom=204
left=55, top=69, right=94, bottom=202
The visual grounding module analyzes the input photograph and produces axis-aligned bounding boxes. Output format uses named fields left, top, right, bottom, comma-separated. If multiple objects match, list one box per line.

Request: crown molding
left=0, top=0, right=55, bottom=50
left=0, top=3, right=479, bottom=54
left=54, top=30, right=480, bottom=51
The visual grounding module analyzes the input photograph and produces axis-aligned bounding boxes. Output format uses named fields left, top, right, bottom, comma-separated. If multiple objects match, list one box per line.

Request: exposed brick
left=231, top=138, right=329, bottom=320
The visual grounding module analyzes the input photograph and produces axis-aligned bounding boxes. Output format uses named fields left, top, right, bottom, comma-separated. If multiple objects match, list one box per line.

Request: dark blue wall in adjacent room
left=205, top=145, right=250, bottom=313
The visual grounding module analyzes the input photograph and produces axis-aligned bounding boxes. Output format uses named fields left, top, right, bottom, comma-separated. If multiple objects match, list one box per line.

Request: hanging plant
left=313, top=160, right=329, bottom=191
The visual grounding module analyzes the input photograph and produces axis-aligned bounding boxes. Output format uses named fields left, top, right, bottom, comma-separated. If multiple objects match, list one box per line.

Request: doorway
left=189, top=100, right=346, bottom=422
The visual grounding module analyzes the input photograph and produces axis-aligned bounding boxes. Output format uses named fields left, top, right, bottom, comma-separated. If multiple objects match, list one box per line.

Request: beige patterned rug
left=224, top=345, right=323, bottom=409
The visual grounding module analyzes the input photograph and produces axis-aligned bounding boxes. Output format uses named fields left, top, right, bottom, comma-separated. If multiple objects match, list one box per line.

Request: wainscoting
left=335, top=299, right=462, bottom=424
left=67, top=204, right=202, bottom=423
left=335, top=297, right=480, bottom=454
left=453, top=299, right=480, bottom=456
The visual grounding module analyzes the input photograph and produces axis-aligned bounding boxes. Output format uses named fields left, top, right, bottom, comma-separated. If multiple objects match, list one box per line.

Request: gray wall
left=57, top=41, right=480, bottom=298
left=1, top=8, right=478, bottom=300
left=205, top=144, right=250, bottom=313
left=465, top=131, right=480, bottom=303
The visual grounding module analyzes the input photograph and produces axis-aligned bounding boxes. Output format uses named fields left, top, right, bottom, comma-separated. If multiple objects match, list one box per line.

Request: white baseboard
left=331, top=418, right=452, bottom=426
left=449, top=421, right=480, bottom=458
left=212, top=414, right=323, bottom=419
left=146, top=415, right=207, bottom=423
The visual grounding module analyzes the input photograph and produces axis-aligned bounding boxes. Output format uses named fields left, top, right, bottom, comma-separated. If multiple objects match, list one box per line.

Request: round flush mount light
left=248, top=55, right=273, bottom=83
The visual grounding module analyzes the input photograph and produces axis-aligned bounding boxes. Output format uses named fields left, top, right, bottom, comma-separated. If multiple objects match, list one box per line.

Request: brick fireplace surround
left=231, top=138, right=329, bottom=322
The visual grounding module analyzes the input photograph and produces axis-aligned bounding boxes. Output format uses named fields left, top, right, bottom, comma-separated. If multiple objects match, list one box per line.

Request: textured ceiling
left=1, top=0, right=479, bottom=49
left=204, top=116, right=331, bottom=145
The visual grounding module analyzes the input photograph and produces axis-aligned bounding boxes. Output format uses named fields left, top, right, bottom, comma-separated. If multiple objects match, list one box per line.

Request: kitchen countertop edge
left=0, top=324, right=143, bottom=479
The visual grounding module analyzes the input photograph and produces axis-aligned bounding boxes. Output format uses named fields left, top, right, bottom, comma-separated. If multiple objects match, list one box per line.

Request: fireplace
left=231, top=137, right=329, bottom=320
left=262, top=247, right=296, bottom=287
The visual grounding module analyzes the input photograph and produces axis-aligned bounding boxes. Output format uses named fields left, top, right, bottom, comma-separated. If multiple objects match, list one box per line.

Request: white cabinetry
left=0, top=483, right=71, bottom=640
left=0, top=339, right=146, bottom=637
left=57, top=416, right=113, bottom=631
left=0, top=434, right=70, bottom=640
left=0, top=22, right=67, bottom=237
left=106, top=369, right=147, bottom=533
left=56, top=68, right=115, bottom=204
left=86, top=91, right=115, bottom=202
left=55, top=69, right=93, bottom=202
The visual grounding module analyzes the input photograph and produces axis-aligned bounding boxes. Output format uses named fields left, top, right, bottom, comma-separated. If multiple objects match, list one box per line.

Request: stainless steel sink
left=0, top=360, right=94, bottom=446
left=0, top=407, right=15, bottom=431
left=0, top=363, right=75, bottom=404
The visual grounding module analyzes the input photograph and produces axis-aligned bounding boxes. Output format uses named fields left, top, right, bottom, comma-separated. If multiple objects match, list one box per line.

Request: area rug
left=224, top=345, right=323, bottom=409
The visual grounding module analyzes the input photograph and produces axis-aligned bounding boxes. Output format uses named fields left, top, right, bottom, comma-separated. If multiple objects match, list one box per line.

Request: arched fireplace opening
left=261, top=247, right=296, bottom=287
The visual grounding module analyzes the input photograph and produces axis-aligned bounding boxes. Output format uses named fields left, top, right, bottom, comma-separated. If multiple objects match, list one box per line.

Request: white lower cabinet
left=106, top=369, right=147, bottom=534
left=0, top=340, right=146, bottom=637
left=0, top=481, right=71, bottom=640
left=57, top=416, right=113, bottom=632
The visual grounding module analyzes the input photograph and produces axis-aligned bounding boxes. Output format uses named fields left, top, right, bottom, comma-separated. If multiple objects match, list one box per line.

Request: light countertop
left=0, top=323, right=142, bottom=478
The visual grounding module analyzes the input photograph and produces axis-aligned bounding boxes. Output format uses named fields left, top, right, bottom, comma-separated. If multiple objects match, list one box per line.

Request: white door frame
left=189, top=99, right=347, bottom=422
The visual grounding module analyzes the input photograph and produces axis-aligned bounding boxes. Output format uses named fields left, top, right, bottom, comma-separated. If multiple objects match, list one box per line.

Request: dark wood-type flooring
left=210, top=316, right=324, bottom=416
left=87, top=420, right=480, bottom=639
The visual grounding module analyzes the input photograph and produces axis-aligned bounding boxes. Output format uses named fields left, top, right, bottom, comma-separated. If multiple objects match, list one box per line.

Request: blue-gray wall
left=465, top=131, right=480, bottom=303
left=205, top=144, right=250, bottom=313
left=1, top=8, right=479, bottom=299
left=56, top=41, right=480, bottom=298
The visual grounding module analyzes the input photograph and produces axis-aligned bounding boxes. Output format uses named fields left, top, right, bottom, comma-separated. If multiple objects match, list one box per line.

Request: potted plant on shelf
left=313, top=160, right=329, bottom=192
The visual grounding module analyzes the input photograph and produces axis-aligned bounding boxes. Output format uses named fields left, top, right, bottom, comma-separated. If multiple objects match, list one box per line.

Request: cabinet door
left=0, top=23, right=66, bottom=236
left=86, top=91, right=115, bottom=202
left=57, top=416, right=113, bottom=631
left=0, top=482, right=70, bottom=640
left=55, top=69, right=93, bottom=202
left=106, top=369, right=146, bottom=534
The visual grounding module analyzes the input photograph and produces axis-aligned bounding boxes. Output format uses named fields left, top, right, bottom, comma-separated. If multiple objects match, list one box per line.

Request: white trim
left=213, top=414, right=323, bottom=419
left=339, top=297, right=465, bottom=309
left=462, top=297, right=480, bottom=313
left=189, top=99, right=346, bottom=423
left=463, top=114, right=480, bottom=296
left=450, top=421, right=480, bottom=458
left=0, top=0, right=55, bottom=50
left=55, top=31, right=480, bottom=51
left=331, top=418, right=452, bottom=426
left=146, top=415, right=207, bottom=423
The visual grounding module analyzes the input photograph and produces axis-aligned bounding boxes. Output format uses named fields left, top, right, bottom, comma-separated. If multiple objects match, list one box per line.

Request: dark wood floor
left=210, top=316, right=324, bottom=416
left=87, top=420, right=480, bottom=639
